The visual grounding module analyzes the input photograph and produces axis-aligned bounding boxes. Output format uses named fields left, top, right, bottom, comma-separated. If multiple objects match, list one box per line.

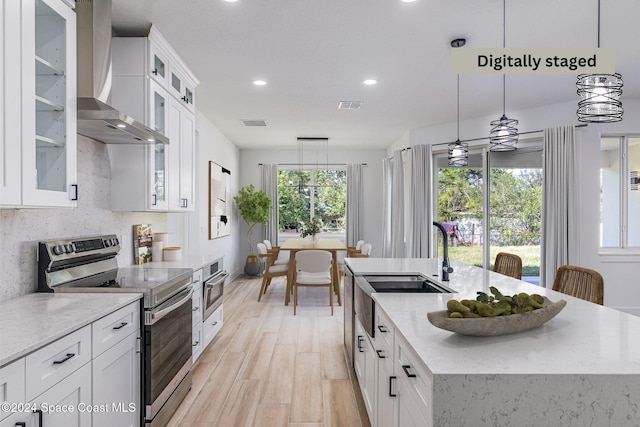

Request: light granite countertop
left=346, top=258, right=640, bottom=426
left=0, top=293, right=142, bottom=367
left=130, top=254, right=223, bottom=271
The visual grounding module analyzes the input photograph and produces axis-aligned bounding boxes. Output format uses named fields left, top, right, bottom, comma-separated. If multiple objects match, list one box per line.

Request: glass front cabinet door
left=147, top=79, right=169, bottom=210
left=21, top=0, right=77, bottom=207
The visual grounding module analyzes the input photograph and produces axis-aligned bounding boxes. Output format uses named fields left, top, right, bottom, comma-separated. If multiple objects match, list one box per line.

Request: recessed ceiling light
left=401, top=0, right=417, bottom=3
left=363, top=79, right=377, bottom=85
left=117, top=124, right=126, bottom=128
left=253, top=80, right=267, bottom=86
left=224, top=0, right=239, bottom=3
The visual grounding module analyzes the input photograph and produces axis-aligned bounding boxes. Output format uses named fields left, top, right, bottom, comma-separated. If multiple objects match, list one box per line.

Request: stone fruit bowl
left=427, top=297, right=567, bottom=336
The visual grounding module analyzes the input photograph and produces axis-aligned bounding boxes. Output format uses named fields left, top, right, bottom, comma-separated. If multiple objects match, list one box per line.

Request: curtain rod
left=258, top=163, right=368, bottom=166
left=400, top=123, right=588, bottom=150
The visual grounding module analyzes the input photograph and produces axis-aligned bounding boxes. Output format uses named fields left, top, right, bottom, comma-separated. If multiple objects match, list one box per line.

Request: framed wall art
left=209, top=161, right=231, bottom=239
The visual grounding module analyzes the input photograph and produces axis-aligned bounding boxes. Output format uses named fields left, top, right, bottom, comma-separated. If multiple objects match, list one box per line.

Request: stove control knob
left=104, top=239, right=112, bottom=247
left=53, top=245, right=64, bottom=255
left=66, top=244, right=75, bottom=253
left=113, top=237, right=119, bottom=246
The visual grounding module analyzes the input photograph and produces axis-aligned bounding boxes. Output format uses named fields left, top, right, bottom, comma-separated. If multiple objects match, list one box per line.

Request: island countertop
left=345, top=257, right=640, bottom=425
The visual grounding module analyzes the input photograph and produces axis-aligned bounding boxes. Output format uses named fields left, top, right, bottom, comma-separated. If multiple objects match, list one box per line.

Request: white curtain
left=382, top=150, right=405, bottom=257
left=346, top=163, right=363, bottom=247
left=261, top=163, right=279, bottom=245
left=407, top=144, right=432, bottom=257
left=382, top=158, right=392, bottom=257
left=541, top=125, right=579, bottom=287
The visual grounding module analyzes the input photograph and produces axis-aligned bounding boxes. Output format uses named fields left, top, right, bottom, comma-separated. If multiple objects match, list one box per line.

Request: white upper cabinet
left=1, top=0, right=77, bottom=208
left=110, top=25, right=198, bottom=212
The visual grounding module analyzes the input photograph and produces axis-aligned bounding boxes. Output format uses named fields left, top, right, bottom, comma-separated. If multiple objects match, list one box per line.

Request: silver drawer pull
left=53, top=353, right=75, bottom=365
left=113, top=322, right=128, bottom=330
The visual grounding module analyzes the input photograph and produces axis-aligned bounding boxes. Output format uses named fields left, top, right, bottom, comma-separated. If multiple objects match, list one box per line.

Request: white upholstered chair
left=256, top=242, right=289, bottom=301
left=263, top=239, right=289, bottom=266
left=293, top=250, right=334, bottom=315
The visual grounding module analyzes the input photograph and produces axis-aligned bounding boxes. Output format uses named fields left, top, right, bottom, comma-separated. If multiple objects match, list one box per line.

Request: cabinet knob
left=152, top=69, right=158, bottom=75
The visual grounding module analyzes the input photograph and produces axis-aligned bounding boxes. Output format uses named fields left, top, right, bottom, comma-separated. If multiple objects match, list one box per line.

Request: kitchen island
left=346, top=258, right=640, bottom=427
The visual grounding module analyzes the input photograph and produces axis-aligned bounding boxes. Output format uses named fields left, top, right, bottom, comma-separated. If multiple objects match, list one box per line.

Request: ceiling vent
left=338, top=101, right=363, bottom=110
left=241, top=119, right=267, bottom=127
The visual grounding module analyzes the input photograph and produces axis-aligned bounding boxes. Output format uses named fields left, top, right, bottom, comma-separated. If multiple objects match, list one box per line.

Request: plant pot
left=244, top=255, right=261, bottom=276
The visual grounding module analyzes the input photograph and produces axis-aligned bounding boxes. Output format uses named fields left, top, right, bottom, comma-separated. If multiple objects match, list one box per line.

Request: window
left=277, top=169, right=347, bottom=241
left=434, top=143, right=543, bottom=284
left=600, top=136, right=640, bottom=249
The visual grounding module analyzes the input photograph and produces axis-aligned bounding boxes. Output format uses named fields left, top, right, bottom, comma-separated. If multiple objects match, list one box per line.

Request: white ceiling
left=111, top=0, right=640, bottom=150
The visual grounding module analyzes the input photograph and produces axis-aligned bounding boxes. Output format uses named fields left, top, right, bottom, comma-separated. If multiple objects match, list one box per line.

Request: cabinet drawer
left=92, top=301, right=141, bottom=358
left=374, top=308, right=394, bottom=355
left=25, top=325, right=91, bottom=401
left=203, top=305, right=223, bottom=348
left=0, top=358, right=25, bottom=421
left=396, top=333, right=433, bottom=422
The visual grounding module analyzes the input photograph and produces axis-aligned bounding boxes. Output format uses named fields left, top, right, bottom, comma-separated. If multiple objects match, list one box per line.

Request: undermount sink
left=363, top=275, right=452, bottom=293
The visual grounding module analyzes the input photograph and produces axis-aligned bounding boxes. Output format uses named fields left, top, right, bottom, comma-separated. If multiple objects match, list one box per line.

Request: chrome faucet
left=433, top=221, right=454, bottom=281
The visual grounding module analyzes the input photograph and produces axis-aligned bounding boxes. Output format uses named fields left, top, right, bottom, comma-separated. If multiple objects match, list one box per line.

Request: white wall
left=188, top=111, right=242, bottom=280
left=238, top=148, right=386, bottom=261
left=398, top=98, right=640, bottom=314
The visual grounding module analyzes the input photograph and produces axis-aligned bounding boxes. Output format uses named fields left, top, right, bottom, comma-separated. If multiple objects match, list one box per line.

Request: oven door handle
left=205, top=271, right=228, bottom=288
left=149, top=287, right=194, bottom=324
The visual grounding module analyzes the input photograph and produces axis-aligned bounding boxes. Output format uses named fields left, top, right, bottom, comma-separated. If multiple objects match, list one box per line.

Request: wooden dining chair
left=256, top=243, right=289, bottom=301
left=347, top=240, right=365, bottom=257
left=350, top=243, right=371, bottom=258
left=293, top=250, right=334, bottom=315
left=263, top=239, right=288, bottom=266
left=552, top=264, right=604, bottom=305
left=493, top=252, right=523, bottom=280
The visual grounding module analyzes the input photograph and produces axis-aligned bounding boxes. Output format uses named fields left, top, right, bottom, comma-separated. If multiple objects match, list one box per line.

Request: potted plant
left=300, top=216, right=323, bottom=242
left=234, top=185, right=272, bottom=275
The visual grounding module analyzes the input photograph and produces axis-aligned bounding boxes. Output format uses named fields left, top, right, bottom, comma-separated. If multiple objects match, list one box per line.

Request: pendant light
left=448, top=39, right=468, bottom=167
left=576, top=0, right=623, bottom=123
left=489, top=0, right=518, bottom=152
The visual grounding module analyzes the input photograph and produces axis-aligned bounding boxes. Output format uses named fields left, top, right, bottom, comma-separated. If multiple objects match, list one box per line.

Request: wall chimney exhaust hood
left=75, top=0, right=168, bottom=145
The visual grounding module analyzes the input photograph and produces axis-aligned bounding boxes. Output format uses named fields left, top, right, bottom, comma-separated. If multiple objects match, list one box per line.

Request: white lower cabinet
left=31, top=363, right=92, bottom=427
left=353, top=308, right=432, bottom=427
left=92, top=332, right=140, bottom=427
left=353, top=317, right=377, bottom=427
left=0, top=300, right=141, bottom=427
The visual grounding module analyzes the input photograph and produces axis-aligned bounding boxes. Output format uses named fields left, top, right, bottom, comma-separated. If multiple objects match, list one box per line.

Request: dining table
left=279, top=237, right=347, bottom=306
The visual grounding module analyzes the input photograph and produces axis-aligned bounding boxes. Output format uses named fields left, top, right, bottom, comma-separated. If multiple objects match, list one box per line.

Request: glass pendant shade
left=489, top=114, right=518, bottom=151
left=448, top=140, right=468, bottom=167
left=576, top=73, right=623, bottom=122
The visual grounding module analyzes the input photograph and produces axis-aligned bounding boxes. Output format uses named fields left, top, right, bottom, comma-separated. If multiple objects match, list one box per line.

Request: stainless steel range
left=37, top=234, right=194, bottom=427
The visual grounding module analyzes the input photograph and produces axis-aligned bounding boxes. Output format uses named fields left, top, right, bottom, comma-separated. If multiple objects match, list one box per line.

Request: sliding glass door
left=435, top=143, right=542, bottom=284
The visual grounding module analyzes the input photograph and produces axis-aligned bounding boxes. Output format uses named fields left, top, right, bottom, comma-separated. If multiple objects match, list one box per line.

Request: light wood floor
left=168, top=274, right=371, bottom=427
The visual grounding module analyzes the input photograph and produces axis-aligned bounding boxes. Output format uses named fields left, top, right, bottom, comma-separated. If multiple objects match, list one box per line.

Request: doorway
left=435, top=143, right=543, bottom=284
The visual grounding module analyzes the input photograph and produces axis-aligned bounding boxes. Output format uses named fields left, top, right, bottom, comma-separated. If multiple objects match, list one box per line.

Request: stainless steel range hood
left=76, top=0, right=168, bottom=145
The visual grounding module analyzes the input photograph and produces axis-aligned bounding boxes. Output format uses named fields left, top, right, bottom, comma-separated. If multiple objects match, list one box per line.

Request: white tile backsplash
left=0, top=135, right=170, bottom=301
